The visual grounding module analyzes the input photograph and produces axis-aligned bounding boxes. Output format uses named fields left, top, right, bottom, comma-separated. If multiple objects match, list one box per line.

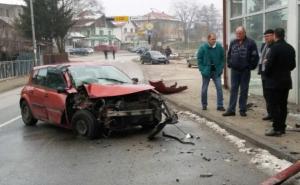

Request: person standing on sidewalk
left=264, top=28, right=296, bottom=136
left=165, top=46, right=172, bottom=60
left=223, top=26, right=259, bottom=117
left=197, top=33, right=225, bottom=111
left=258, top=29, right=275, bottom=121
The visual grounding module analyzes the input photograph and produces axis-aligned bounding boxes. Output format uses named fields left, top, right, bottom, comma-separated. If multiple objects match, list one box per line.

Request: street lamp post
left=29, top=0, right=37, bottom=66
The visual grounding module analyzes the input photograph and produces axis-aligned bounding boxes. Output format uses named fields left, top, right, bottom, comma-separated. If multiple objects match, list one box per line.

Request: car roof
left=33, top=62, right=114, bottom=71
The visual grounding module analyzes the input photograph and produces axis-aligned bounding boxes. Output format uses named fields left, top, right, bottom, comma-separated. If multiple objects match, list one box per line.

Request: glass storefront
left=247, top=0, right=263, bottom=13
left=266, top=0, right=288, bottom=9
left=246, top=14, right=263, bottom=48
left=229, top=0, right=288, bottom=96
left=265, top=9, right=288, bottom=30
left=230, top=0, right=244, bottom=18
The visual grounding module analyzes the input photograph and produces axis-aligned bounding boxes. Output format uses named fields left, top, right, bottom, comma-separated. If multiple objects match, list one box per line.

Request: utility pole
left=29, top=0, right=37, bottom=66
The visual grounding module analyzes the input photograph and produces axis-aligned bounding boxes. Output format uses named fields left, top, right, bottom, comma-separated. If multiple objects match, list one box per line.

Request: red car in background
left=20, top=62, right=177, bottom=139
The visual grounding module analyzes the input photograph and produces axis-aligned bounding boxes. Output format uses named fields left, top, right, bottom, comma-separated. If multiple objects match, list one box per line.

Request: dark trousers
left=228, top=69, right=251, bottom=113
left=262, top=79, right=272, bottom=117
left=269, top=89, right=289, bottom=131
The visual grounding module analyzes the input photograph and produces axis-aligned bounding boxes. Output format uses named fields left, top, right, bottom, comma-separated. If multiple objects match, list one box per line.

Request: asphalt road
left=0, top=52, right=273, bottom=185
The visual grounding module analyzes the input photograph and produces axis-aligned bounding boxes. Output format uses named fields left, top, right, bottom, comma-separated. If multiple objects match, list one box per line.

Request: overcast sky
left=101, top=0, right=222, bottom=16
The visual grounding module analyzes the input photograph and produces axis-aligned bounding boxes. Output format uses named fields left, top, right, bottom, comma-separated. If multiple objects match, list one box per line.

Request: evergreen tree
left=16, top=0, right=75, bottom=53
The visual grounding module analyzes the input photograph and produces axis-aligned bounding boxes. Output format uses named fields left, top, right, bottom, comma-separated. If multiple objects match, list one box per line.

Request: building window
left=108, top=31, right=111, bottom=35
left=246, top=0, right=263, bottom=13
left=266, top=0, right=288, bottom=10
left=230, top=18, right=243, bottom=40
left=246, top=14, right=263, bottom=48
left=6, top=9, right=9, bottom=17
left=230, top=0, right=245, bottom=18
left=265, top=8, right=287, bottom=31
left=124, top=28, right=127, bottom=33
left=130, top=28, right=133, bottom=33
left=100, top=30, right=104, bottom=35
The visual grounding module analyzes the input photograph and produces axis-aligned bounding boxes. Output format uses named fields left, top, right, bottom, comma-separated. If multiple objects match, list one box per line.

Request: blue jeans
left=228, top=69, right=251, bottom=113
left=201, top=72, right=224, bottom=108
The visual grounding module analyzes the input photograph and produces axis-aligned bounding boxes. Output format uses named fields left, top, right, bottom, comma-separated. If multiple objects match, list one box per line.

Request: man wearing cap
left=258, top=29, right=275, bottom=121
left=264, top=28, right=296, bottom=136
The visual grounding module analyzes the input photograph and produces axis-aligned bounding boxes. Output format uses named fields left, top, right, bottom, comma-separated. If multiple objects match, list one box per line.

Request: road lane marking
left=0, top=116, right=21, bottom=128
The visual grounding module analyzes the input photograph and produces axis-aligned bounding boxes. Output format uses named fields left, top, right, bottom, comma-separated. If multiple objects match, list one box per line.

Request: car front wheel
left=20, top=100, right=37, bottom=126
left=72, top=110, right=98, bottom=139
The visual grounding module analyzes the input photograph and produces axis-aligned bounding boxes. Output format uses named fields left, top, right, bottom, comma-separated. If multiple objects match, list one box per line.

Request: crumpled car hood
left=84, top=84, right=154, bottom=98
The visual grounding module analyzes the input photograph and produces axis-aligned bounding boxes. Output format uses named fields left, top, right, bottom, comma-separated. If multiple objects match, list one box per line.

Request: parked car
left=69, top=48, right=90, bottom=55
left=20, top=62, right=177, bottom=139
left=140, top=51, right=169, bottom=64
left=186, top=52, right=198, bottom=68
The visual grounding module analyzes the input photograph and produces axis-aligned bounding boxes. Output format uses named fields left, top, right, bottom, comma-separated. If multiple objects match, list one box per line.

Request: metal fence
left=0, top=60, right=34, bottom=80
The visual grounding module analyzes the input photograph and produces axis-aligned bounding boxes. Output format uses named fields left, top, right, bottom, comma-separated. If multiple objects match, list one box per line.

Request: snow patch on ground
left=177, top=111, right=297, bottom=178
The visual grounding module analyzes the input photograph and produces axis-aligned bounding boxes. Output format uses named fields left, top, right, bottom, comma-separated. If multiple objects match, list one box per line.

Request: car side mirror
left=57, top=87, right=67, bottom=93
left=132, top=78, right=139, bottom=84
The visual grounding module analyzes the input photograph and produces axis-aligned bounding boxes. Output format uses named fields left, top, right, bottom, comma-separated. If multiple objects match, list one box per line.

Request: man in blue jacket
left=223, top=26, right=259, bottom=117
left=197, top=33, right=225, bottom=111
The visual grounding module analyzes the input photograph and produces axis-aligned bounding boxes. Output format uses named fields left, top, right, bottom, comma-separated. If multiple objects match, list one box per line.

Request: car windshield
left=68, top=65, right=132, bottom=87
left=149, top=51, right=163, bottom=57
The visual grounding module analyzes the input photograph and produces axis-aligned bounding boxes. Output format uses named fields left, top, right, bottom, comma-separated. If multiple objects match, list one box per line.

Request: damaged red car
left=20, top=62, right=177, bottom=139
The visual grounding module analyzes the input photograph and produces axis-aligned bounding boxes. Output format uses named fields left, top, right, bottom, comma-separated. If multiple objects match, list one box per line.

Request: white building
left=111, top=20, right=138, bottom=45
left=225, top=0, right=300, bottom=104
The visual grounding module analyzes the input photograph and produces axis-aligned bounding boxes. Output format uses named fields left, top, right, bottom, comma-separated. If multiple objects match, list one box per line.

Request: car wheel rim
left=76, top=120, right=88, bottom=136
left=21, top=104, right=30, bottom=121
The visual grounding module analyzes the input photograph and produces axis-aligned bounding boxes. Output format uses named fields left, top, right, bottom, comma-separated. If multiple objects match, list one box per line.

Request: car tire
left=188, top=63, right=192, bottom=68
left=151, top=60, right=154, bottom=65
left=20, top=100, right=37, bottom=126
left=141, top=59, right=144, bottom=64
left=72, top=110, right=98, bottom=139
left=142, top=98, right=162, bottom=130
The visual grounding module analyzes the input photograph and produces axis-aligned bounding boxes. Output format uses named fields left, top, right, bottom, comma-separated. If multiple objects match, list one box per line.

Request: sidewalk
left=141, top=59, right=300, bottom=163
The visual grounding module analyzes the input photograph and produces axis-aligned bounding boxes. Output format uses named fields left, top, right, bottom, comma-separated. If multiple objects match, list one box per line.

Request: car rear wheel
left=20, top=100, right=37, bottom=126
left=188, top=63, right=192, bottom=68
left=72, top=110, right=98, bottom=139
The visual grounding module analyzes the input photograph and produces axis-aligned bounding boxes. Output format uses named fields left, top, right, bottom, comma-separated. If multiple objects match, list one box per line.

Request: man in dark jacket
left=258, top=29, right=275, bottom=121
left=264, top=28, right=296, bottom=136
left=165, top=46, right=172, bottom=59
left=223, top=26, right=259, bottom=117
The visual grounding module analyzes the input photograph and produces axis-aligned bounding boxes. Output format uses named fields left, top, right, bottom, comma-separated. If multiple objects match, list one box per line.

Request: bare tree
left=72, top=0, right=104, bottom=15
left=197, top=4, right=221, bottom=36
left=172, top=0, right=200, bottom=45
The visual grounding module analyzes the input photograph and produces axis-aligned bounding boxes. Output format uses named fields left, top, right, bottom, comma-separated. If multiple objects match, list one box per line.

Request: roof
left=142, top=11, right=178, bottom=21
left=0, top=0, right=25, bottom=6
left=67, top=32, right=86, bottom=39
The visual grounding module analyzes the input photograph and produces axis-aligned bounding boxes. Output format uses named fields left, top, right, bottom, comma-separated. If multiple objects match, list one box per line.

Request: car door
left=43, top=69, right=68, bottom=125
left=29, top=68, right=48, bottom=121
left=145, top=52, right=151, bottom=63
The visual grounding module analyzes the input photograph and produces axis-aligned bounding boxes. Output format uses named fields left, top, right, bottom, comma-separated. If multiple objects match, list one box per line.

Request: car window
left=32, top=68, right=47, bottom=86
left=46, top=69, right=66, bottom=89
left=68, top=65, right=132, bottom=86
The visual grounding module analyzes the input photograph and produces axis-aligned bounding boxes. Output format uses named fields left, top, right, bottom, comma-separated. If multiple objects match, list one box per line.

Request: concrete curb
left=164, top=96, right=299, bottom=163
left=0, top=76, right=28, bottom=93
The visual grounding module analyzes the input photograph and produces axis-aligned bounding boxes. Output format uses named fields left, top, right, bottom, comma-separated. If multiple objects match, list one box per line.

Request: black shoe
left=240, top=112, right=247, bottom=117
left=262, top=115, right=272, bottom=121
left=202, top=106, right=207, bottom=110
left=265, top=129, right=285, bottom=137
left=217, top=107, right=226, bottom=111
left=222, top=111, right=235, bottom=116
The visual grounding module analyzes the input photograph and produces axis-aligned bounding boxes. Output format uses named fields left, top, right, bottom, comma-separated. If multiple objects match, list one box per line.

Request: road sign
left=114, top=16, right=129, bottom=22
left=145, top=23, right=154, bottom=30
